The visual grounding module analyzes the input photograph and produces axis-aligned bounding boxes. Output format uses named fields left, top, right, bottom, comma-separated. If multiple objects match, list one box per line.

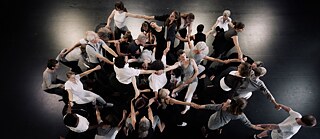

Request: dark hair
left=66, top=71, right=75, bottom=79
left=135, top=97, right=147, bottom=110
left=64, top=113, right=78, bottom=127
left=186, top=13, right=195, bottom=20
left=103, top=114, right=119, bottom=127
left=138, top=119, right=150, bottom=138
left=301, top=115, right=317, bottom=126
left=254, top=61, right=263, bottom=67
left=238, top=62, right=252, bottom=77
left=114, top=56, right=126, bottom=68
left=176, top=49, right=185, bottom=57
left=197, top=24, right=204, bottom=33
left=125, top=31, right=133, bottom=42
left=233, top=21, right=245, bottom=29
left=165, top=10, right=180, bottom=27
left=149, top=60, right=164, bottom=70
left=47, top=59, right=58, bottom=70
left=115, top=1, right=127, bottom=12
left=173, top=66, right=183, bottom=78
left=140, top=21, right=151, bottom=32
left=228, top=98, right=247, bottom=115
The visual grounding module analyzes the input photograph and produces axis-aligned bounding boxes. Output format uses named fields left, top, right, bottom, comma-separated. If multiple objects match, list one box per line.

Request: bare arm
left=164, top=62, right=180, bottom=72
left=203, top=56, right=225, bottom=63
left=231, top=36, right=243, bottom=60
left=169, top=98, right=192, bottom=106
left=114, top=41, right=127, bottom=56
left=117, top=109, right=128, bottom=129
left=79, top=65, right=101, bottom=78
left=147, top=107, right=154, bottom=126
left=278, top=103, right=292, bottom=113
left=130, top=99, right=137, bottom=130
left=176, top=34, right=187, bottom=42
left=185, top=59, right=199, bottom=84
left=96, top=53, right=114, bottom=65
left=61, top=42, right=82, bottom=57
left=105, top=10, right=115, bottom=28
left=131, top=76, right=140, bottom=99
left=187, top=35, right=194, bottom=50
left=126, top=12, right=145, bottom=19
left=256, top=124, right=280, bottom=130
left=66, top=89, right=73, bottom=105
left=142, top=15, right=155, bottom=20
left=102, top=43, right=118, bottom=57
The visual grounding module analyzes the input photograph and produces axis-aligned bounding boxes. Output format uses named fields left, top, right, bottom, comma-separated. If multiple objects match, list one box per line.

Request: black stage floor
left=3, top=0, right=320, bottom=139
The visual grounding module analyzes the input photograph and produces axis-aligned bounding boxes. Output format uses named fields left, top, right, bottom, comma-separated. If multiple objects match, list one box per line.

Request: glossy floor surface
left=3, top=0, right=320, bottom=139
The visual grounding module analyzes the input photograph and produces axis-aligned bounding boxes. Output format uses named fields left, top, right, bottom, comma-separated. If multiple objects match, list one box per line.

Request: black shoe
left=103, top=103, right=114, bottom=108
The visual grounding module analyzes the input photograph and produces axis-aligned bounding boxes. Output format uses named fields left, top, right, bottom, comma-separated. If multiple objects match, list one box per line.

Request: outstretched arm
left=102, top=43, right=118, bottom=57
left=278, top=103, right=292, bottom=113
left=79, top=65, right=101, bottom=78
left=126, top=12, right=145, bottom=19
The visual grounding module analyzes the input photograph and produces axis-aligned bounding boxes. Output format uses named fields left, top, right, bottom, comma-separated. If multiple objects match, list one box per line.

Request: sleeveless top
left=181, top=59, right=198, bottom=83
left=114, top=10, right=127, bottom=28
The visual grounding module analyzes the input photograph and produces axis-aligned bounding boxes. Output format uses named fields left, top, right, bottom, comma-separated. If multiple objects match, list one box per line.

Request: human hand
left=95, top=65, right=102, bottom=70
left=191, top=103, right=201, bottom=109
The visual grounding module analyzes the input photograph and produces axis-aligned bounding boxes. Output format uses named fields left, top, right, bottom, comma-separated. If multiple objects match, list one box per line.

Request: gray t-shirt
left=205, top=104, right=252, bottom=130
left=236, top=76, right=275, bottom=101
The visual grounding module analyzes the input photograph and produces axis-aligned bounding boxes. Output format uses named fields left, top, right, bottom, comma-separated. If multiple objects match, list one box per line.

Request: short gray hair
left=223, top=10, right=231, bottom=17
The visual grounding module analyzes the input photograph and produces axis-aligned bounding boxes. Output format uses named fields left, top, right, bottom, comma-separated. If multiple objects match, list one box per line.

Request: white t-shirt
left=65, top=75, right=95, bottom=104
left=148, top=55, right=167, bottom=92
left=271, top=110, right=302, bottom=139
left=65, top=114, right=89, bottom=133
left=114, top=64, right=140, bottom=84
left=65, top=39, right=87, bottom=61
left=216, top=16, right=232, bottom=32
left=114, top=10, right=127, bottom=28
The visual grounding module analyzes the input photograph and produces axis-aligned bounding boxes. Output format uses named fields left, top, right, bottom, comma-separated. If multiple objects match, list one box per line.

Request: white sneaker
left=177, top=122, right=187, bottom=127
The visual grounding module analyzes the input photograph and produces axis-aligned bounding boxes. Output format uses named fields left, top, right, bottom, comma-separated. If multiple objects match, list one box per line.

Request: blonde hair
left=159, top=89, right=169, bottom=109
left=85, top=31, right=98, bottom=42
left=223, top=10, right=231, bottom=17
